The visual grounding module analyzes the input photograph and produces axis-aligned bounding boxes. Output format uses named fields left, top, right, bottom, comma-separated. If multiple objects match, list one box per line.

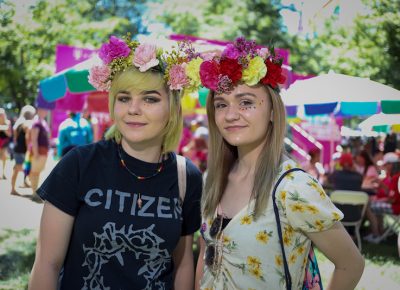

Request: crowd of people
left=0, top=106, right=97, bottom=201
left=300, top=136, right=400, bottom=274
left=301, top=140, right=400, bottom=245
left=0, top=35, right=398, bottom=290
left=1, top=106, right=51, bottom=201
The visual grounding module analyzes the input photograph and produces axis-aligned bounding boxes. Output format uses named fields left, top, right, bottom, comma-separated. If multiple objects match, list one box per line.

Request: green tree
left=289, top=0, right=400, bottom=89
left=0, top=0, right=130, bottom=111
left=83, top=0, right=149, bottom=35
left=149, top=0, right=289, bottom=47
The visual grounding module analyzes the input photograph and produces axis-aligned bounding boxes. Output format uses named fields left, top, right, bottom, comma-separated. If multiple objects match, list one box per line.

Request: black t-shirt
left=14, top=124, right=27, bottom=153
left=37, top=140, right=202, bottom=290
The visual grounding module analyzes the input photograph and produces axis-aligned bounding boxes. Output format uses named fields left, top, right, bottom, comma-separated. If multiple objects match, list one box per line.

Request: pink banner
left=55, top=44, right=97, bottom=72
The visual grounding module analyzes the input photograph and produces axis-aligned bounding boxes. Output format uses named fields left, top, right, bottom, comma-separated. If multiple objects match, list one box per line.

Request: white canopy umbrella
left=281, top=71, right=400, bottom=106
left=358, top=113, right=400, bottom=131
left=340, top=126, right=383, bottom=137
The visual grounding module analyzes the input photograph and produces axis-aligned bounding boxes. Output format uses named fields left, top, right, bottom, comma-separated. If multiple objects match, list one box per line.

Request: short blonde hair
left=105, top=67, right=183, bottom=153
left=202, top=85, right=287, bottom=219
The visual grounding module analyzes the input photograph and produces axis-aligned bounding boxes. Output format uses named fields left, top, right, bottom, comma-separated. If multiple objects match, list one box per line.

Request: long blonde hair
left=105, top=67, right=183, bottom=153
left=202, top=85, right=287, bottom=219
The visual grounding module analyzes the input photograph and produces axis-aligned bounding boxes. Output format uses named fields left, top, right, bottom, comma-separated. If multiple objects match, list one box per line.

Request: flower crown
left=88, top=34, right=200, bottom=92
left=198, top=36, right=286, bottom=94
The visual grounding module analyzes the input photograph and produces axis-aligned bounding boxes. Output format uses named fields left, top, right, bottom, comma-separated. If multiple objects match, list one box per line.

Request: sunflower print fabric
left=200, top=159, right=343, bottom=290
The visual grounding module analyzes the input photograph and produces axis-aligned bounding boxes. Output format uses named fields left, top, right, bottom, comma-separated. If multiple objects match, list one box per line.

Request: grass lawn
left=0, top=229, right=35, bottom=290
left=317, top=234, right=400, bottom=290
left=0, top=229, right=399, bottom=290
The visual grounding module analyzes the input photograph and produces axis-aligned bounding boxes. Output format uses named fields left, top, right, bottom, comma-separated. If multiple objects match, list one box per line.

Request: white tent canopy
left=358, top=113, right=400, bottom=131
left=281, top=71, right=400, bottom=106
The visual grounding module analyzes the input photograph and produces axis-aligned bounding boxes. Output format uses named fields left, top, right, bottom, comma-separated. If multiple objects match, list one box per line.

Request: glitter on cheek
left=239, top=106, right=257, bottom=111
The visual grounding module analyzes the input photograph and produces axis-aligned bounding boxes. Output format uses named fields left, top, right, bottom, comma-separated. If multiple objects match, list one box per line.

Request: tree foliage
left=289, top=0, right=400, bottom=90
left=0, top=0, right=134, bottom=111
left=149, top=0, right=289, bottom=47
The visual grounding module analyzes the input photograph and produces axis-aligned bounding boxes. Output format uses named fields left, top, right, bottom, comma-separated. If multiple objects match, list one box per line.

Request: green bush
left=0, top=229, right=37, bottom=290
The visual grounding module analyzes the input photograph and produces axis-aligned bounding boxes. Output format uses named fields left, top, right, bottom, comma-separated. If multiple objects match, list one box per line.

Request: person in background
left=57, top=112, right=93, bottom=157
left=28, top=107, right=50, bottom=202
left=328, top=152, right=363, bottom=191
left=29, top=35, right=202, bottom=290
left=82, top=105, right=100, bottom=142
left=195, top=37, right=363, bottom=290
left=354, top=150, right=379, bottom=194
left=364, top=153, right=400, bottom=243
left=182, top=136, right=208, bottom=173
left=178, top=118, right=193, bottom=155
left=302, top=147, right=325, bottom=184
left=10, top=105, right=36, bottom=195
left=383, top=132, right=397, bottom=154
left=0, top=108, right=12, bottom=179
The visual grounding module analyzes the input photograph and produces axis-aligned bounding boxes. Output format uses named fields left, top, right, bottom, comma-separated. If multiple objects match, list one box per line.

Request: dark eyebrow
left=116, top=90, right=162, bottom=96
left=214, top=93, right=257, bottom=102
left=117, top=90, right=130, bottom=95
left=213, top=96, right=225, bottom=102
left=234, top=93, right=257, bottom=98
left=140, top=90, right=162, bottom=96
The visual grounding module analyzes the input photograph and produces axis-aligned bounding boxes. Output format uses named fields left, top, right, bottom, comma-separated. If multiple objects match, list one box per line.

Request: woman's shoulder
left=279, top=159, right=309, bottom=179
left=278, top=159, right=324, bottom=192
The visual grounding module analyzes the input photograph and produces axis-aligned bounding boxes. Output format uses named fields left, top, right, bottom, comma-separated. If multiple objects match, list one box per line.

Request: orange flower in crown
left=198, top=36, right=286, bottom=94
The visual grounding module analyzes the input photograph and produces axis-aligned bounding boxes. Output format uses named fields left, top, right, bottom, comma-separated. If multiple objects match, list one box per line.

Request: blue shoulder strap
left=272, top=167, right=305, bottom=290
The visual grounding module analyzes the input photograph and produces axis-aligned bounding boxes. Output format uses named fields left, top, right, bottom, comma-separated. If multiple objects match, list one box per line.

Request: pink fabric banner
left=55, top=44, right=97, bottom=72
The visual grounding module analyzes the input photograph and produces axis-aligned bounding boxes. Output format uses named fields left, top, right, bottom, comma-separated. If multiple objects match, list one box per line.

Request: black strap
left=272, top=167, right=304, bottom=290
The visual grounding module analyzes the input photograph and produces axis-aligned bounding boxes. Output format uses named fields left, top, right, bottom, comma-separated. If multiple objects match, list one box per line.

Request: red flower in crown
left=199, top=60, right=220, bottom=91
left=260, top=58, right=286, bottom=89
left=219, top=58, right=242, bottom=83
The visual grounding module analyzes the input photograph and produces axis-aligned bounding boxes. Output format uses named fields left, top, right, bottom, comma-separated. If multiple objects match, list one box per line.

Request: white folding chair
left=330, top=190, right=369, bottom=251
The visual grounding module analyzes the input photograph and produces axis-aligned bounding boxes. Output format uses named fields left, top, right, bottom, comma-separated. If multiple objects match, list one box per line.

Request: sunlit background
left=1, top=1, right=399, bottom=289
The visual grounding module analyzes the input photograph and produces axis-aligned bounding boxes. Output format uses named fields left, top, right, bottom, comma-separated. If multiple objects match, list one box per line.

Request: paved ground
left=0, top=154, right=57, bottom=230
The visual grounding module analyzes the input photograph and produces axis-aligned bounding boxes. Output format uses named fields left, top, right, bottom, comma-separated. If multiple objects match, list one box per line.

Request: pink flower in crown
left=222, top=43, right=240, bottom=60
left=88, top=64, right=111, bottom=92
left=257, top=47, right=269, bottom=59
left=133, top=43, right=160, bottom=72
left=168, top=64, right=188, bottom=90
left=199, top=60, right=220, bottom=91
left=99, top=36, right=131, bottom=64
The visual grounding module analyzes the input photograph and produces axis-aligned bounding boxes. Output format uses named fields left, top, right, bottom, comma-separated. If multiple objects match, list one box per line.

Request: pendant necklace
left=117, top=144, right=164, bottom=209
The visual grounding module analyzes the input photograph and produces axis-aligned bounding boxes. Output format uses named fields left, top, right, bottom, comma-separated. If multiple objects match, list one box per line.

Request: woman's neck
left=232, top=144, right=265, bottom=179
left=121, top=139, right=162, bottom=163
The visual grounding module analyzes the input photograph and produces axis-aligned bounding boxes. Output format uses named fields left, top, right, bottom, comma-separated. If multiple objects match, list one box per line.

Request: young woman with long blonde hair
left=195, top=37, right=364, bottom=290
left=29, top=35, right=203, bottom=290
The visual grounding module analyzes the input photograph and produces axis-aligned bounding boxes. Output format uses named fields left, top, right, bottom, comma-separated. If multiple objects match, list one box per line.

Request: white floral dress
left=200, top=159, right=343, bottom=290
